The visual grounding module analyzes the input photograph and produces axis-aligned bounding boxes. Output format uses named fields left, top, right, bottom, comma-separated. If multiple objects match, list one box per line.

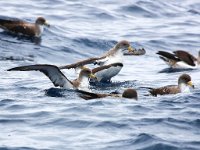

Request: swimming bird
left=60, top=40, right=134, bottom=82
left=149, top=74, right=194, bottom=96
left=7, top=64, right=96, bottom=91
left=0, top=16, right=50, bottom=37
left=157, top=50, right=200, bottom=69
left=77, top=88, right=138, bottom=100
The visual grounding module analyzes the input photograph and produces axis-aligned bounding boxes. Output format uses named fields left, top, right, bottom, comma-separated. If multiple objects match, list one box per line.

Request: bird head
left=36, top=17, right=50, bottom=27
left=114, top=40, right=134, bottom=53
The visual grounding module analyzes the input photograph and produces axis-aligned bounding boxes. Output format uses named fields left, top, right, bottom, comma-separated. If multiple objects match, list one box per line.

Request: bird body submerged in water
left=77, top=88, right=138, bottom=100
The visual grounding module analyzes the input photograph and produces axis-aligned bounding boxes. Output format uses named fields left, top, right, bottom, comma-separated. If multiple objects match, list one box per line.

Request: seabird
left=77, top=88, right=138, bottom=100
left=60, top=40, right=134, bottom=82
left=149, top=74, right=194, bottom=96
left=157, top=50, right=200, bottom=69
left=124, top=48, right=146, bottom=55
left=7, top=64, right=96, bottom=91
left=0, top=16, right=50, bottom=37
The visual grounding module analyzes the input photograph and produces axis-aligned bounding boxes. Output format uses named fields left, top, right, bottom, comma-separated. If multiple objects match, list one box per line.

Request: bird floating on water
left=0, top=16, right=50, bottom=37
left=149, top=74, right=194, bottom=96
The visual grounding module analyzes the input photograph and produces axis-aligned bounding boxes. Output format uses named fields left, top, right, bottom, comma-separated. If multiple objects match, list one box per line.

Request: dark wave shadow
left=158, top=68, right=194, bottom=73
left=119, top=4, right=158, bottom=18
left=90, top=80, right=137, bottom=89
left=0, top=31, right=42, bottom=45
left=0, top=147, right=50, bottom=150
left=44, top=88, right=75, bottom=98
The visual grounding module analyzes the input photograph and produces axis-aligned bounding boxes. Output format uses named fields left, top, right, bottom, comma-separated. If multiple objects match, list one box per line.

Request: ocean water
left=0, top=0, right=200, bottom=149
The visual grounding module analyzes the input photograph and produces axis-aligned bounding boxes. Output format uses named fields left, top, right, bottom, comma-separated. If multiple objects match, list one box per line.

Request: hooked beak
left=89, top=73, right=97, bottom=79
left=128, top=46, right=134, bottom=52
left=187, top=81, right=194, bottom=88
left=44, top=21, right=50, bottom=27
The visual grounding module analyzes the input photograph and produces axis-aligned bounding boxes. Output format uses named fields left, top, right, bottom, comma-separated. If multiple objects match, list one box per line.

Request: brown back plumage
left=149, top=85, right=180, bottom=97
left=0, top=16, right=35, bottom=36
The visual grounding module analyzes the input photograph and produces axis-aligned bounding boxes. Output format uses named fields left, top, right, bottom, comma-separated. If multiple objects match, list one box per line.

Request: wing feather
left=59, top=57, right=103, bottom=69
left=8, top=64, right=73, bottom=88
left=157, top=51, right=180, bottom=61
left=174, top=50, right=197, bottom=66
left=76, top=89, right=107, bottom=100
left=92, top=63, right=123, bottom=74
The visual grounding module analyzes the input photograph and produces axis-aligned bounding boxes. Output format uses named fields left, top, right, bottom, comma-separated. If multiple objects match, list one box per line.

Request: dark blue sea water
left=0, top=0, right=200, bottom=149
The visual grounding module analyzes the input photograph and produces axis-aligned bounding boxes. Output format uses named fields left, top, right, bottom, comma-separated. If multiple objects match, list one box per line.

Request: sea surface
left=0, top=0, right=200, bottom=149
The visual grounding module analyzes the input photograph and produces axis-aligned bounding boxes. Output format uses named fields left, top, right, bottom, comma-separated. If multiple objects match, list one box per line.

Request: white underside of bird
left=35, top=24, right=44, bottom=37
left=94, top=50, right=124, bottom=81
left=103, top=51, right=123, bottom=65
left=78, top=76, right=90, bottom=91
left=171, top=61, right=198, bottom=69
left=180, top=83, right=191, bottom=93
left=95, top=65, right=122, bottom=82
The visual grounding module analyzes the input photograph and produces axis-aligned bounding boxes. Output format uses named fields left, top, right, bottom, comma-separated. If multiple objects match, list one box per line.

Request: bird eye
left=123, top=43, right=128, bottom=46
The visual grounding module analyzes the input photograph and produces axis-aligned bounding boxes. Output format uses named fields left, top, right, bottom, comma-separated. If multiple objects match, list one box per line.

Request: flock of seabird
left=1, top=16, right=198, bottom=100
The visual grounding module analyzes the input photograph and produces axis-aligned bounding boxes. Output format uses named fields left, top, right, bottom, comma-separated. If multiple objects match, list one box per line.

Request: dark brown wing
left=59, top=57, right=104, bottom=69
left=92, top=63, right=123, bottom=74
left=149, top=85, right=179, bottom=96
left=7, top=64, right=73, bottom=88
left=157, top=51, right=180, bottom=61
left=174, top=50, right=197, bottom=66
left=76, top=90, right=107, bottom=100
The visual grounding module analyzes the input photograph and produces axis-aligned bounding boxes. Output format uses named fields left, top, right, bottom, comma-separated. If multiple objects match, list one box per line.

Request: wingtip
left=156, top=51, right=163, bottom=55
left=7, top=68, right=15, bottom=71
left=6, top=66, right=26, bottom=71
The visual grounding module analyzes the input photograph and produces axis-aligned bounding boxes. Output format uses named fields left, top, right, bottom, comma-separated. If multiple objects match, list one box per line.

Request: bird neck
left=105, top=48, right=123, bottom=64
left=78, top=76, right=90, bottom=91
left=179, top=83, right=190, bottom=93
left=35, top=24, right=44, bottom=37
